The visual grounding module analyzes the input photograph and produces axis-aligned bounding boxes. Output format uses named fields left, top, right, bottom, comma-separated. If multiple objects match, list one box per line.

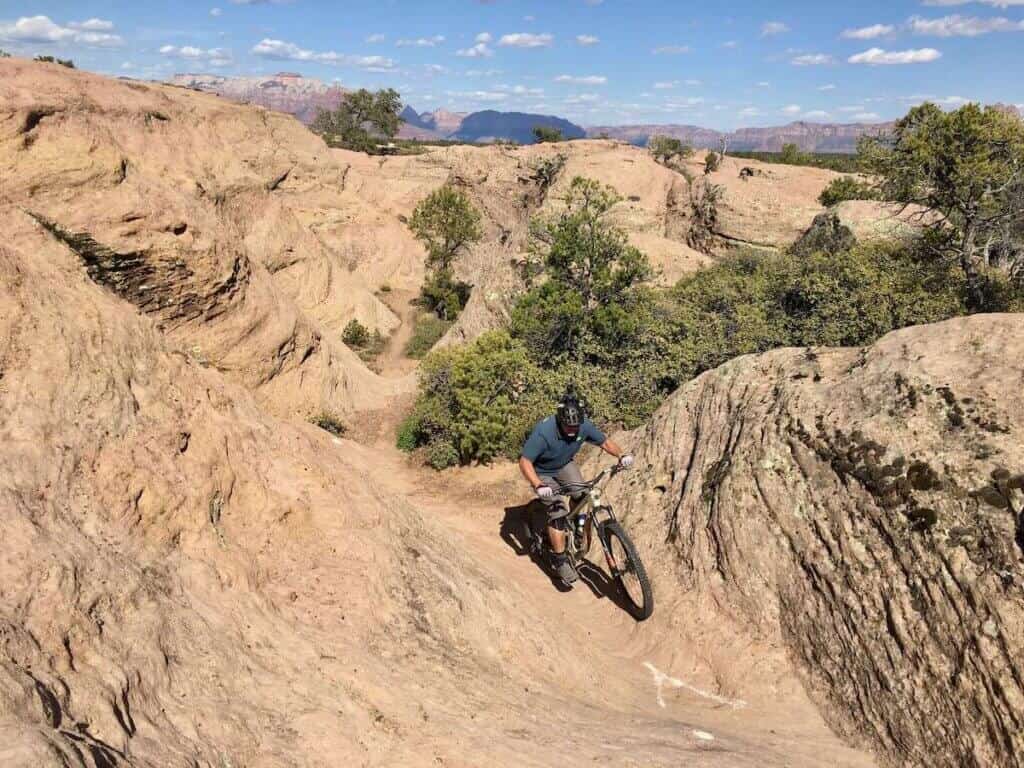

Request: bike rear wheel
left=600, top=520, right=653, bottom=621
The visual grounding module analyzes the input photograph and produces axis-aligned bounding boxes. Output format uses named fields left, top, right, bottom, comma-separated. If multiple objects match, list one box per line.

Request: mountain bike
left=530, top=465, right=654, bottom=621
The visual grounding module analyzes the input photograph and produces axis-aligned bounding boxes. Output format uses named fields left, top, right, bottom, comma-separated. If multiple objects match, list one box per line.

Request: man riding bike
left=519, top=388, right=633, bottom=585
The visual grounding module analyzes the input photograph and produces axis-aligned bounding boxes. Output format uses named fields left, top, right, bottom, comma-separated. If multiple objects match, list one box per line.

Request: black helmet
left=556, top=385, right=587, bottom=438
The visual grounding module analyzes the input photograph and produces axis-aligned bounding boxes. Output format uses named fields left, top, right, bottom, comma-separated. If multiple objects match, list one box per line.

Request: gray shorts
left=537, top=462, right=585, bottom=522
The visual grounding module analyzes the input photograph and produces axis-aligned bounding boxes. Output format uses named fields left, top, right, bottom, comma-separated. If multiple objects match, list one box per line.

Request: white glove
left=619, top=454, right=635, bottom=469
left=535, top=485, right=554, bottom=500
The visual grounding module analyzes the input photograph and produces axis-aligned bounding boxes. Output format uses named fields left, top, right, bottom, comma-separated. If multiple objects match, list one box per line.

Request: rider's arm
left=519, top=456, right=544, bottom=490
left=600, top=438, right=626, bottom=460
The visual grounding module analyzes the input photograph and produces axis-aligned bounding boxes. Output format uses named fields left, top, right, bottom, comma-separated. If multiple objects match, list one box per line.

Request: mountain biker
left=519, top=388, right=633, bottom=585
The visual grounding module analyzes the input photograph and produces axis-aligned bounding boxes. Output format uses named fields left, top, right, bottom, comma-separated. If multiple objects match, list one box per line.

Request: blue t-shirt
left=521, top=416, right=607, bottom=474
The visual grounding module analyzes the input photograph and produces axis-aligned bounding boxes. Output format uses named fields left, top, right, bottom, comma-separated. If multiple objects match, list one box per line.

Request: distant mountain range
left=169, top=71, right=902, bottom=152
left=585, top=122, right=895, bottom=153
left=169, top=72, right=349, bottom=125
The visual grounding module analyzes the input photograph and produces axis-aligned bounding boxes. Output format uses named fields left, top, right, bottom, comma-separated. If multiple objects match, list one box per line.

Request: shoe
left=551, top=552, right=578, bottom=585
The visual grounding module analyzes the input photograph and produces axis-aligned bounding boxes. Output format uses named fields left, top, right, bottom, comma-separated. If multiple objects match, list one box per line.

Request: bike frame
left=558, top=467, right=625, bottom=577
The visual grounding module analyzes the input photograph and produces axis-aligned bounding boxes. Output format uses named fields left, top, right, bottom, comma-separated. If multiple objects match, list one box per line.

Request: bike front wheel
left=600, top=520, right=653, bottom=621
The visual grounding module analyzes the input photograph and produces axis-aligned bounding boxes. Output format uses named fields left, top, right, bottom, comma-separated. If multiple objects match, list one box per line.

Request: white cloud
left=782, top=104, right=802, bottom=114
left=210, top=7, right=223, bottom=16
left=761, top=21, right=790, bottom=36
left=160, top=44, right=234, bottom=67
left=555, top=74, right=607, bottom=84
left=0, top=15, right=123, bottom=47
left=791, top=53, right=834, bottom=65
left=498, top=32, right=553, bottom=48
left=841, top=24, right=895, bottom=39
left=476, top=32, right=493, bottom=43
left=69, top=18, right=114, bottom=31
left=909, top=14, right=1024, bottom=36
left=457, top=42, right=493, bottom=58
left=652, top=44, right=690, bottom=54
left=365, top=33, right=385, bottom=43
left=653, top=80, right=677, bottom=89
left=251, top=38, right=396, bottom=70
left=853, top=112, right=882, bottom=121
left=447, top=89, right=507, bottom=102
left=757, top=81, right=771, bottom=87
left=576, top=34, right=600, bottom=45
left=396, top=35, right=445, bottom=47
left=818, top=83, right=837, bottom=90
left=721, top=40, right=738, bottom=48
left=665, top=97, right=705, bottom=107
left=565, top=93, right=599, bottom=104
left=849, top=47, right=942, bottom=64
left=804, top=110, right=830, bottom=119
left=739, top=106, right=761, bottom=117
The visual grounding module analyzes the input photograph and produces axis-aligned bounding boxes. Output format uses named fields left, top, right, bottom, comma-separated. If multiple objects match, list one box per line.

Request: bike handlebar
left=551, top=463, right=622, bottom=495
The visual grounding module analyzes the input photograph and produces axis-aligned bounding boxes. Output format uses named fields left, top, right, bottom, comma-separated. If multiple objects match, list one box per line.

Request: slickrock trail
left=2, top=59, right=1021, bottom=768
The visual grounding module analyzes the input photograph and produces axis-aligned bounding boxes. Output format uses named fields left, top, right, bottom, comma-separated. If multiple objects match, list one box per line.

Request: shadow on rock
left=500, top=502, right=635, bottom=614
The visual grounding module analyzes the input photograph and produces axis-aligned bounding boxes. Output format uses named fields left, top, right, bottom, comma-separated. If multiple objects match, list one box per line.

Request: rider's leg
left=537, top=474, right=569, bottom=552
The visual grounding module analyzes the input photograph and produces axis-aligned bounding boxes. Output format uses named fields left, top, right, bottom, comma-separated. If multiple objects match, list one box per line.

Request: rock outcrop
left=611, top=314, right=1024, bottom=768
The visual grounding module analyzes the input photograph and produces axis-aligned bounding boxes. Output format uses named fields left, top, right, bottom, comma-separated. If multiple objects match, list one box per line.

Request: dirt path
left=340, top=420, right=878, bottom=768
left=376, top=288, right=421, bottom=379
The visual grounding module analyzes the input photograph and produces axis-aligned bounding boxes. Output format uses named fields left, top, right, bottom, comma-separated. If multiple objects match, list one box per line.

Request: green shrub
left=704, top=151, right=722, bottom=174
left=396, top=415, right=420, bottom=452
left=648, top=135, right=693, bottom=164
left=405, top=313, right=452, bottom=359
left=342, top=319, right=371, bottom=348
left=311, top=413, right=347, bottom=437
left=418, top=270, right=471, bottom=321
left=378, top=283, right=392, bottom=293
left=533, top=126, right=564, bottom=144
left=780, top=143, right=806, bottom=165
left=665, top=242, right=968, bottom=378
left=310, top=88, right=401, bottom=153
left=819, top=176, right=879, bottom=207
left=426, top=441, right=460, bottom=470
left=34, top=55, right=74, bottom=68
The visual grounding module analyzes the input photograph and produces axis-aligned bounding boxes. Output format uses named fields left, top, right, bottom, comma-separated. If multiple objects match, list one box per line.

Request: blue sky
left=2, top=0, right=1022, bottom=129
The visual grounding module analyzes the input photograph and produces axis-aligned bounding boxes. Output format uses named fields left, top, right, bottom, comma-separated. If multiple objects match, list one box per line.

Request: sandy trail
left=337, top=413, right=877, bottom=768
left=375, top=288, right=422, bottom=379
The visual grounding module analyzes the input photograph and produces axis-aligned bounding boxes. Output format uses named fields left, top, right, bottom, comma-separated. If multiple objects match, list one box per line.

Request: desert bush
left=311, top=88, right=401, bottom=153
left=311, top=413, right=347, bottom=437
left=34, top=55, right=75, bottom=68
left=685, top=173, right=724, bottom=254
left=0, top=49, right=10, bottom=58
left=792, top=212, right=857, bottom=257
left=409, top=185, right=482, bottom=321
left=341, top=319, right=385, bottom=362
left=378, top=283, right=392, bottom=293
left=648, top=135, right=693, bottom=165
left=418, top=270, right=472, bottom=322
left=528, top=154, right=568, bottom=201
left=533, top=126, right=564, bottom=144
left=666, top=242, right=968, bottom=378
left=342, top=319, right=371, bottom=348
left=405, top=313, right=452, bottom=359
left=780, top=142, right=806, bottom=165
left=859, top=102, right=1024, bottom=309
left=704, top=151, right=722, bottom=174
left=819, top=176, right=879, bottom=207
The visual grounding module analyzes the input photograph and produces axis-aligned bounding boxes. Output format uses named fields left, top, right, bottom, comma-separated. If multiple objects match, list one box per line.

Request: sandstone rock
left=610, top=314, right=1024, bottom=768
